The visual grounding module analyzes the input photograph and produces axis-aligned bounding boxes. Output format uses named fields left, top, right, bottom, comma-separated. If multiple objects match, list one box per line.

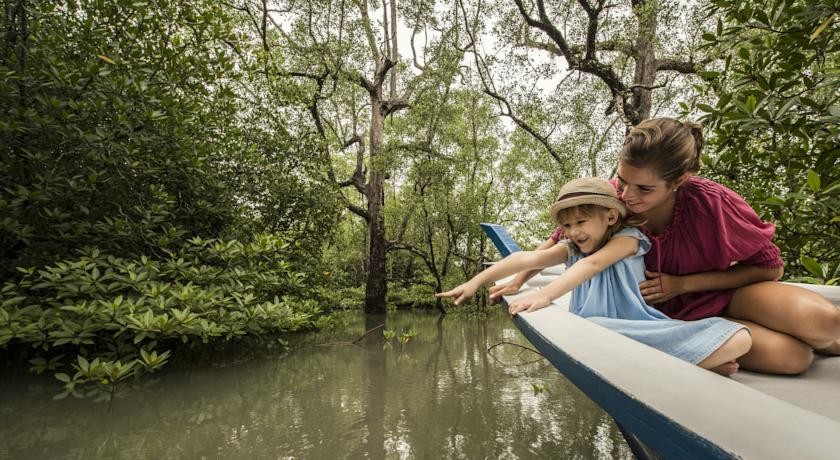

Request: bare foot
left=710, top=360, right=739, bottom=377
left=816, top=339, right=840, bottom=356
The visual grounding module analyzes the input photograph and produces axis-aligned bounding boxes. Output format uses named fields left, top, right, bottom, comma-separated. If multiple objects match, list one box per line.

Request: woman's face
left=615, top=162, right=674, bottom=216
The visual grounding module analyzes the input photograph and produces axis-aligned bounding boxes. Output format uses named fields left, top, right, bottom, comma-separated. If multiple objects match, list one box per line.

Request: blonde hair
left=619, top=118, right=704, bottom=184
left=555, top=204, right=626, bottom=254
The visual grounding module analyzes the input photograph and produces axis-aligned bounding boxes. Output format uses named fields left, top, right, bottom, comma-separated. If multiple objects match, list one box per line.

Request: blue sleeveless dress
left=564, top=227, right=747, bottom=364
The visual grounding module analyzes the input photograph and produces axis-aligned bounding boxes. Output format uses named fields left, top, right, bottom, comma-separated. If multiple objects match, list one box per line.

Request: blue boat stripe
left=480, top=223, right=522, bottom=257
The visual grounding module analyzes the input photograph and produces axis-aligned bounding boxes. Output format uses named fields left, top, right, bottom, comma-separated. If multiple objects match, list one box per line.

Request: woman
left=492, top=118, right=840, bottom=374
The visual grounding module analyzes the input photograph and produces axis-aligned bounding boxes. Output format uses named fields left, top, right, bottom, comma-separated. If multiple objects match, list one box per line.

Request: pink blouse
left=550, top=176, right=783, bottom=320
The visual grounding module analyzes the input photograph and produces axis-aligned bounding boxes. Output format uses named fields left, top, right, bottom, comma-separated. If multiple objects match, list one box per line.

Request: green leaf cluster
left=695, top=0, right=839, bottom=282
left=0, top=0, right=344, bottom=392
left=1, top=234, right=326, bottom=396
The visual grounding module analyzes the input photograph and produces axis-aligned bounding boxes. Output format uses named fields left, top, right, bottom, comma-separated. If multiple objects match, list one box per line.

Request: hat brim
left=549, top=196, right=627, bottom=224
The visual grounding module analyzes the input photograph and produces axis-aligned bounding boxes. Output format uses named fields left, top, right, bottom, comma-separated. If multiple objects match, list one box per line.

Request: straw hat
left=549, top=177, right=626, bottom=223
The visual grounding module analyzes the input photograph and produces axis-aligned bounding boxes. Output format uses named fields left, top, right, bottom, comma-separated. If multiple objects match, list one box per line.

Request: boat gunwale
left=482, top=222, right=840, bottom=459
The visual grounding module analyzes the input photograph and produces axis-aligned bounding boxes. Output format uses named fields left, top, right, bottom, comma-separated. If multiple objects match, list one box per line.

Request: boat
left=480, top=223, right=840, bottom=459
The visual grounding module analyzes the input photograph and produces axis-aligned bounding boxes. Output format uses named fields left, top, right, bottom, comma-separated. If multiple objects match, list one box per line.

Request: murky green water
left=0, top=310, right=632, bottom=459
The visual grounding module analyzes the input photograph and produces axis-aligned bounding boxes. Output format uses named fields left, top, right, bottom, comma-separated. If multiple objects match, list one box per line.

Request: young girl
left=437, top=177, right=752, bottom=376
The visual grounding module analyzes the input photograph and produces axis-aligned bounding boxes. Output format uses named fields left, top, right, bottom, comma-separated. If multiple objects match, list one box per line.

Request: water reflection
left=0, top=310, right=632, bottom=459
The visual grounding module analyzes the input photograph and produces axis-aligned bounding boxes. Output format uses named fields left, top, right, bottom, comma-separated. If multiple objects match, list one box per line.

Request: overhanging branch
left=656, top=58, right=701, bottom=74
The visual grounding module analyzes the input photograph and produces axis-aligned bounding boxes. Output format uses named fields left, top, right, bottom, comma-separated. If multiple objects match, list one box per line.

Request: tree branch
left=458, top=0, right=565, bottom=166
left=512, top=0, right=577, bottom=64
left=388, top=242, right=438, bottom=282
left=353, top=0, right=382, bottom=65
left=483, top=88, right=566, bottom=165
left=410, top=25, right=425, bottom=70
left=347, top=203, right=370, bottom=220
left=655, top=58, right=700, bottom=74
left=337, top=135, right=367, bottom=194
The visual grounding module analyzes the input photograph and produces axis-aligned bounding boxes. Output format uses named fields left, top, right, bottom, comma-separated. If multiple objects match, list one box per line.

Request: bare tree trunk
left=364, top=97, right=388, bottom=314
left=253, top=0, right=425, bottom=315
left=361, top=0, right=402, bottom=314
left=631, top=0, right=657, bottom=121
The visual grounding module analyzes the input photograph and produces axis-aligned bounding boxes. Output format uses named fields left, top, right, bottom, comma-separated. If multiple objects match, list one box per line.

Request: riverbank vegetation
left=1, top=0, right=837, bottom=391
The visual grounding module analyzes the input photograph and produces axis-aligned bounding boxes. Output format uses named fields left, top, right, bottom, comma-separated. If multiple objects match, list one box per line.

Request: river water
left=0, top=310, right=632, bottom=459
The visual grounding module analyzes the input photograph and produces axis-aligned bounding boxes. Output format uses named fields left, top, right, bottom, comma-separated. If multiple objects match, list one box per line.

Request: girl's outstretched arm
left=437, top=243, right=569, bottom=306
left=509, top=236, right=639, bottom=315
left=488, top=237, right=559, bottom=302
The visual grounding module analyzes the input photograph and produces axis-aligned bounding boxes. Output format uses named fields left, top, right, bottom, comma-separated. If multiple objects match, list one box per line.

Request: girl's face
left=615, top=162, right=676, bottom=216
left=559, top=208, right=617, bottom=254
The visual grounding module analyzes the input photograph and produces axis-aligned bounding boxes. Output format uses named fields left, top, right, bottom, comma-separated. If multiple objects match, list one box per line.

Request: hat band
left=557, top=191, right=617, bottom=201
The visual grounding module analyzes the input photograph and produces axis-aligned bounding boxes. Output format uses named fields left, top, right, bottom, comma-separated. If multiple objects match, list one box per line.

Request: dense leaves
left=2, top=235, right=324, bottom=397
left=0, top=0, right=339, bottom=390
left=695, top=0, right=840, bottom=283
left=1, top=1, right=240, bottom=271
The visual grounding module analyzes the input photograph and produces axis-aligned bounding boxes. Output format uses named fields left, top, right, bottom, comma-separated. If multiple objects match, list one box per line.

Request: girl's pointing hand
left=508, top=292, right=551, bottom=315
left=436, top=281, right=479, bottom=306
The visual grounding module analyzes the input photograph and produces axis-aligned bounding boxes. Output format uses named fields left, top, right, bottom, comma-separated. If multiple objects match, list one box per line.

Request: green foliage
left=1, top=1, right=241, bottom=273
left=387, top=283, right=439, bottom=310
left=383, top=89, right=524, bottom=298
left=695, top=0, right=839, bottom=281
left=0, top=0, right=339, bottom=275
left=382, top=329, right=396, bottom=341
left=1, top=234, right=325, bottom=395
left=0, top=0, right=341, bottom=394
left=381, top=327, right=417, bottom=346
left=397, top=329, right=417, bottom=345
left=317, top=285, right=366, bottom=311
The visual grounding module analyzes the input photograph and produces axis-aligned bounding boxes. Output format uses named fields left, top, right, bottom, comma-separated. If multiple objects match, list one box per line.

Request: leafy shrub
left=0, top=234, right=326, bottom=397
left=315, top=286, right=366, bottom=311
left=693, top=0, right=839, bottom=283
left=0, top=0, right=340, bottom=280
left=0, top=0, right=343, bottom=400
left=387, top=283, right=439, bottom=310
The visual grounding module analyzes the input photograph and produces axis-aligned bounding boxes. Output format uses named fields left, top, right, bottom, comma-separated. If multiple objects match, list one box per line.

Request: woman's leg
left=722, top=318, right=814, bottom=374
left=817, top=340, right=840, bottom=355
left=697, top=328, right=751, bottom=376
left=724, top=281, right=840, bottom=351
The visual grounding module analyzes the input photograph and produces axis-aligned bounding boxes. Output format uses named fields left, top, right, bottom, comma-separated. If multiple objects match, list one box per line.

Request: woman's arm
left=640, top=264, right=784, bottom=304
left=639, top=178, right=786, bottom=304
left=437, top=243, right=569, bottom=305
left=508, top=236, right=639, bottom=314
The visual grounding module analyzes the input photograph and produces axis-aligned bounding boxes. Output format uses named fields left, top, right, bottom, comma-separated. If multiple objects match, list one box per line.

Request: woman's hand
left=488, top=281, right=522, bottom=304
left=436, top=281, right=481, bottom=306
left=508, top=292, right=552, bottom=315
left=639, top=270, right=685, bottom=304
